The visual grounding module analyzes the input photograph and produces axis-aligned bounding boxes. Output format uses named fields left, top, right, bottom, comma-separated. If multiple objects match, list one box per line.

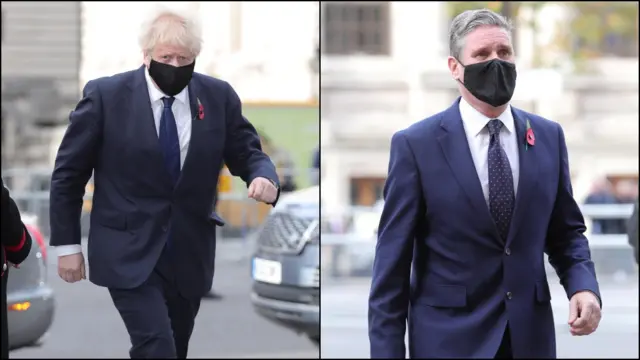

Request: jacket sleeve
left=49, top=79, right=103, bottom=247
left=1, top=179, right=33, bottom=265
left=222, top=82, right=280, bottom=207
left=369, top=131, right=423, bottom=358
left=545, top=123, right=601, bottom=306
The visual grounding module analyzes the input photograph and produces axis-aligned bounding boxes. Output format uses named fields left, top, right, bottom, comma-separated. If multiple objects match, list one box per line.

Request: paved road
left=321, top=277, right=639, bottom=359
left=11, top=241, right=318, bottom=359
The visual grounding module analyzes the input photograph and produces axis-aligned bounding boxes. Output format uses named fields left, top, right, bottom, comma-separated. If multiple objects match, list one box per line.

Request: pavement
left=10, top=240, right=318, bottom=359
left=321, top=276, right=639, bottom=359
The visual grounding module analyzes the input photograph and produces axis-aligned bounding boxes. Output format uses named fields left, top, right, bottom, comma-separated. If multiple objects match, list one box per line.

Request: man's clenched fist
left=58, top=253, right=86, bottom=283
left=248, top=177, right=278, bottom=204
left=568, top=290, right=601, bottom=336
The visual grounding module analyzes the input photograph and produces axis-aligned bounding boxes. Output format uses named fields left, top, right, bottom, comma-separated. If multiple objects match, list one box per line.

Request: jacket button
left=505, top=248, right=511, bottom=256
left=506, top=291, right=513, bottom=300
left=2, top=263, right=6, bottom=272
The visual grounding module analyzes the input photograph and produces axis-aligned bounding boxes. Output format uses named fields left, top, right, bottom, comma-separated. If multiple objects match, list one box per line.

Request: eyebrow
left=160, top=53, right=189, bottom=57
left=470, top=44, right=513, bottom=56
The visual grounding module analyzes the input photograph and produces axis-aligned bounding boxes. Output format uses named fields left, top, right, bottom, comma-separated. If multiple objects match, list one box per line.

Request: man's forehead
left=153, top=44, right=191, bottom=56
left=465, top=26, right=511, bottom=50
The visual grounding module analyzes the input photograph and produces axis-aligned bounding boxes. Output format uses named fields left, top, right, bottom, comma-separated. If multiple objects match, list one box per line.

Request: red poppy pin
left=197, top=97, right=204, bottom=120
left=525, top=118, right=535, bottom=150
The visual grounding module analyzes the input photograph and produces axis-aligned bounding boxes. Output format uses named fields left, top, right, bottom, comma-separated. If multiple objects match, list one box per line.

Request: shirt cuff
left=56, top=245, right=83, bottom=257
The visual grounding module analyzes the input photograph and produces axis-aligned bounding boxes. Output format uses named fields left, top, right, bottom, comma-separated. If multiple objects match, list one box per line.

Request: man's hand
left=248, top=177, right=278, bottom=204
left=568, top=290, right=601, bottom=336
left=58, top=253, right=86, bottom=283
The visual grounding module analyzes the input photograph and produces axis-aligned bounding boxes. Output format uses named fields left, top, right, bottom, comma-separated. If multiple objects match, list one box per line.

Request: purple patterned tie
left=487, top=119, right=515, bottom=240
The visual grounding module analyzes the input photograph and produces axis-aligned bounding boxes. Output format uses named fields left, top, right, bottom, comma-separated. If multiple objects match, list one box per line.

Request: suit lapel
left=505, top=107, right=539, bottom=247
left=128, top=66, right=173, bottom=189
left=437, top=99, right=501, bottom=240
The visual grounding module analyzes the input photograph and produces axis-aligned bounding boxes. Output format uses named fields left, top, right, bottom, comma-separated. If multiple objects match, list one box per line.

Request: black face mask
left=457, top=58, right=517, bottom=107
left=148, top=59, right=195, bottom=96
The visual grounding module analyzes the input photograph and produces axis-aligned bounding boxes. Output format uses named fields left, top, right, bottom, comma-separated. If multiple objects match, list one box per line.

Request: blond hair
left=138, top=7, right=203, bottom=57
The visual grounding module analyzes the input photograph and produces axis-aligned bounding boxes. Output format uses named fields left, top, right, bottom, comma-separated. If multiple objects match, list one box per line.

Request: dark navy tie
left=487, top=119, right=515, bottom=241
left=159, top=97, right=181, bottom=186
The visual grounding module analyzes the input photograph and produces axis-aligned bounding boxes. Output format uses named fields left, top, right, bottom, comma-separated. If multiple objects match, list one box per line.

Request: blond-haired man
left=50, top=8, right=280, bottom=358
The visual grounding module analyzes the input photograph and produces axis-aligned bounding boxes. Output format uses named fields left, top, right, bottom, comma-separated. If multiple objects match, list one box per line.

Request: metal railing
left=2, top=166, right=319, bottom=240
left=581, top=203, right=635, bottom=249
left=320, top=203, right=637, bottom=280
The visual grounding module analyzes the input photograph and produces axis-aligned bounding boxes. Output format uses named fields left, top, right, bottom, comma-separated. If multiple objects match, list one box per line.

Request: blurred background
left=2, top=1, right=319, bottom=358
left=319, top=1, right=639, bottom=358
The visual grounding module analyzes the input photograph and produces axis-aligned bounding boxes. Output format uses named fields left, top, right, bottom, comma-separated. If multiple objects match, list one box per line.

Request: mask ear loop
left=454, top=57, right=466, bottom=87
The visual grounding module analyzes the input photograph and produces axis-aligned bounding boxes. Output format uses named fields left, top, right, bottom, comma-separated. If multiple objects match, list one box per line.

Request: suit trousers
left=109, top=245, right=201, bottom=359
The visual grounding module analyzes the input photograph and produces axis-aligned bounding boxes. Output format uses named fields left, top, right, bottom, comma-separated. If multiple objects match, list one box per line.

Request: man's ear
left=447, top=56, right=460, bottom=80
left=142, top=52, right=151, bottom=67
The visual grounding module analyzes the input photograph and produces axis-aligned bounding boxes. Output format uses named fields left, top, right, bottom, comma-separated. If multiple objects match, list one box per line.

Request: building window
left=322, top=1, right=391, bottom=56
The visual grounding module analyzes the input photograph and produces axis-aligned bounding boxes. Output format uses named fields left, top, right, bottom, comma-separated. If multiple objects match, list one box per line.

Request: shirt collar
left=144, top=66, right=189, bottom=105
left=459, top=97, right=515, bottom=137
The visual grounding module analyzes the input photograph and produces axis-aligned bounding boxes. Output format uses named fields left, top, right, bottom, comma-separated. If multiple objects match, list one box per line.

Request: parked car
left=250, top=186, right=320, bottom=346
left=7, top=213, right=55, bottom=349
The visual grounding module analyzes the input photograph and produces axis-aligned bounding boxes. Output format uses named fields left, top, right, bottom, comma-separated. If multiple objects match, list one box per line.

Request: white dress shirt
left=56, top=68, right=193, bottom=257
left=459, top=98, right=520, bottom=206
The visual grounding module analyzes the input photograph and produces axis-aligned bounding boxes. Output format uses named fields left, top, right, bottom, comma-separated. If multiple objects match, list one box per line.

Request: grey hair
left=138, top=7, right=203, bottom=58
left=448, top=9, right=513, bottom=60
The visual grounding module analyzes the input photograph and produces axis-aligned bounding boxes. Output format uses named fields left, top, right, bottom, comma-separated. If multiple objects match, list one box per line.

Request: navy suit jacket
left=369, top=98, right=600, bottom=358
left=50, top=66, right=279, bottom=298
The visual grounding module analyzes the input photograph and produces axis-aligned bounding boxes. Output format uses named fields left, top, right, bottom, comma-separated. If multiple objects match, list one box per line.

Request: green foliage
left=243, top=105, right=319, bottom=188
left=446, top=2, right=547, bottom=22
left=549, top=2, right=637, bottom=73
left=446, top=2, right=638, bottom=73
left=568, top=2, right=637, bottom=55
left=447, top=2, right=507, bottom=17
